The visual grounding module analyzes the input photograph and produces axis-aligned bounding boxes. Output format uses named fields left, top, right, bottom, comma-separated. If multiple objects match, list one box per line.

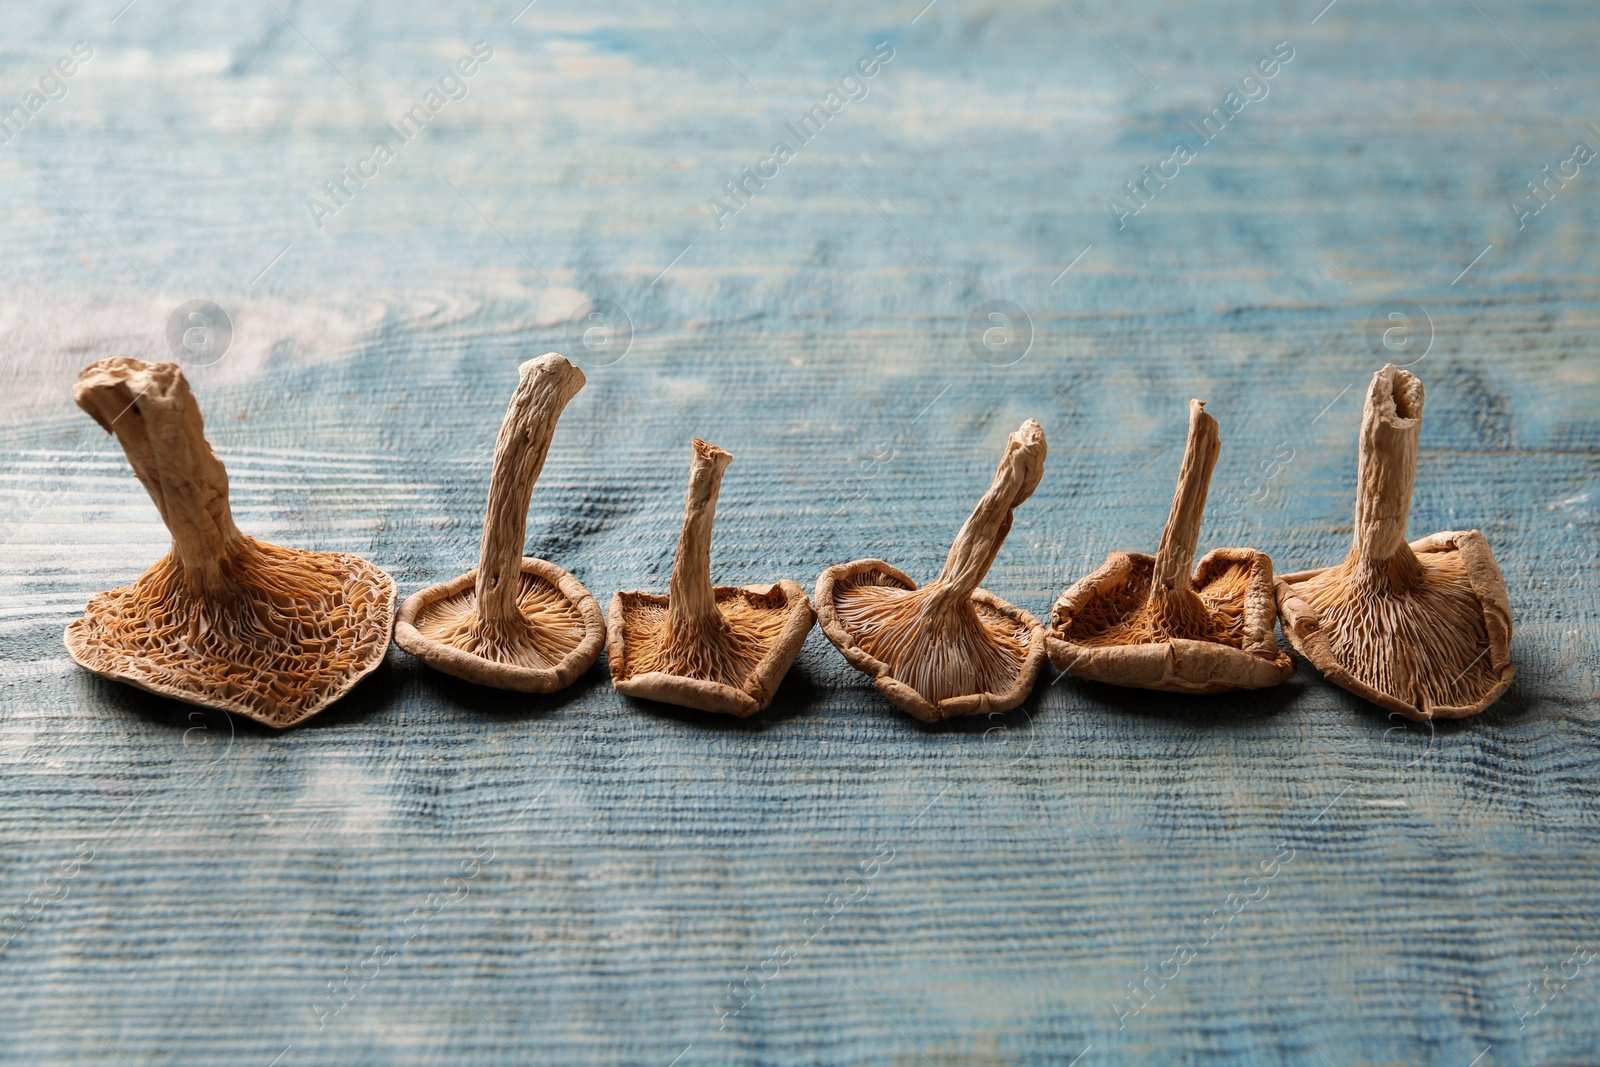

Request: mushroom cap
left=815, top=559, right=1047, bottom=723
left=1276, top=530, right=1515, bottom=719
left=394, top=557, right=604, bottom=692
left=606, top=580, right=816, bottom=717
left=1047, top=547, right=1293, bottom=693
left=64, top=536, right=396, bottom=729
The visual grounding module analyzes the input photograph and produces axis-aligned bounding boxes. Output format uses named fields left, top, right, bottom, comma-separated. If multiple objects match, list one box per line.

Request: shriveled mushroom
left=607, top=439, right=815, bottom=717
left=395, top=354, right=603, bottom=691
left=1046, top=400, right=1293, bottom=692
left=63, top=359, right=396, bottom=729
left=1276, top=364, right=1514, bottom=719
left=815, top=419, right=1048, bottom=722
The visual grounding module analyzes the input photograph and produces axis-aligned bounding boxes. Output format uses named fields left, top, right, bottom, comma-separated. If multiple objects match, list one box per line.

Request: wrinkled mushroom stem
left=666, top=439, right=734, bottom=643
left=1152, top=400, right=1220, bottom=594
left=74, top=359, right=243, bottom=599
left=931, top=419, right=1048, bottom=611
left=1350, top=364, right=1424, bottom=568
left=474, top=354, right=587, bottom=627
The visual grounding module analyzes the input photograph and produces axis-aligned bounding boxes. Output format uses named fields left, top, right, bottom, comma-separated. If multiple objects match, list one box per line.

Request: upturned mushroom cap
left=1047, top=400, right=1293, bottom=693
left=64, top=358, right=396, bottom=729
left=607, top=439, right=816, bottom=717
left=1275, top=365, right=1514, bottom=719
left=815, top=419, right=1049, bottom=722
left=395, top=354, right=604, bottom=692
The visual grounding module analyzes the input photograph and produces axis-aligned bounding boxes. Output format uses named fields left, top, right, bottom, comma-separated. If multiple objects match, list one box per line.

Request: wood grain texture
left=1, top=0, right=1598, bottom=1063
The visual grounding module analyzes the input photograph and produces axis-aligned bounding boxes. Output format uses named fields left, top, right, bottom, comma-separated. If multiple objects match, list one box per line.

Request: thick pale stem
left=1350, top=364, right=1423, bottom=565
left=475, top=354, right=587, bottom=626
left=74, top=359, right=242, bottom=598
left=935, top=419, right=1048, bottom=601
left=667, top=439, right=733, bottom=635
left=1152, top=400, right=1220, bottom=594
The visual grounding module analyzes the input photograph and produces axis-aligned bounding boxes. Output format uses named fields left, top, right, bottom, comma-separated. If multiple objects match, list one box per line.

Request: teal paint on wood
left=0, top=0, right=1598, bottom=1063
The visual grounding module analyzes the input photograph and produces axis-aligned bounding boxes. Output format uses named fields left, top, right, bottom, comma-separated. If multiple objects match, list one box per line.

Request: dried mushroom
left=1276, top=364, right=1514, bottom=720
left=395, top=354, right=603, bottom=691
left=64, top=358, right=396, bottom=729
left=815, top=419, right=1049, bottom=722
left=1047, top=400, right=1293, bottom=692
left=607, top=439, right=815, bottom=717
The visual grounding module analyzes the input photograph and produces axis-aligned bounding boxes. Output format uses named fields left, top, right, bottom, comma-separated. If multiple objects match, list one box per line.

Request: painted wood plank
left=1, top=0, right=1597, bottom=1064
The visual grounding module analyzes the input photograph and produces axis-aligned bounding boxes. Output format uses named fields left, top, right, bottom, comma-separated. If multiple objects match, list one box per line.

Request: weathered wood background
left=1, top=0, right=1597, bottom=1063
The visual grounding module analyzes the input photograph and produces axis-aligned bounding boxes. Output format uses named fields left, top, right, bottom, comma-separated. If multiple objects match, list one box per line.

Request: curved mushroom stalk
left=816, top=419, right=1049, bottom=722
left=1046, top=400, right=1292, bottom=692
left=395, top=354, right=604, bottom=692
left=1276, top=365, right=1514, bottom=719
left=607, top=439, right=816, bottom=717
left=64, top=359, right=395, bottom=729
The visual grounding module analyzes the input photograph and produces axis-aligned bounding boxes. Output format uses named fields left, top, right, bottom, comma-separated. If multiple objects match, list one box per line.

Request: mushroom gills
left=1292, top=543, right=1498, bottom=711
left=410, top=569, right=590, bottom=670
left=71, top=540, right=391, bottom=716
left=1059, top=554, right=1251, bottom=650
left=617, top=585, right=798, bottom=689
left=831, top=569, right=1032, bottom=706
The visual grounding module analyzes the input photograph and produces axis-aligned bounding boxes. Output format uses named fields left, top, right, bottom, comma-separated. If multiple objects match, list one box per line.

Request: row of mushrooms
left=66, top=356, right=1514, bottom=730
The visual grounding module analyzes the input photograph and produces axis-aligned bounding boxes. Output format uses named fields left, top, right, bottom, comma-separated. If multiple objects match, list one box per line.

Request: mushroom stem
left=1350, top=364, right=1423, bottom=565
left=934, top=418, right=1048, bottom=602
left=1152, top=400, right=1220, bottom=594
left=474, top=355, right=587, bottom=628
left=667, top=439, right=733, bottom=639
left=73, top=360, right=242, bottom=599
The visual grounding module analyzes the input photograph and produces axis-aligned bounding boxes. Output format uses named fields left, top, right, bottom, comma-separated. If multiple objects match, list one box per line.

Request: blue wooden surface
left=2, top=1, right=1599, bottom=1064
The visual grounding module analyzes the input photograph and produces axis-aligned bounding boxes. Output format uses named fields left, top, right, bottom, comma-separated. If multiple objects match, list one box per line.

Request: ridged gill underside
left=414, top=570, right=587, bottom=670
left=833, top=570, right=1030, bottom=706
left=620, top=589, right=792, bottom=689
left=1065, top=557, right=1250, bottom=649
left=67, top=536, right=392, bottom=722
left=1295, top=547, right=1497, bottom=710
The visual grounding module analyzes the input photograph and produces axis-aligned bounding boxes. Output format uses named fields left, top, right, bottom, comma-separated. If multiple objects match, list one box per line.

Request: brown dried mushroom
left=607, top=439, right=815, bottom=717
left=64, top=359, right=396, bottom=729
left=395, top=354, right=603, bottom=692
left=1047, top=400, right=1292, bottom=693
left=1276, top=364, right=1514, bottom=720
left=815, top=419, right=1049, bottom=722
